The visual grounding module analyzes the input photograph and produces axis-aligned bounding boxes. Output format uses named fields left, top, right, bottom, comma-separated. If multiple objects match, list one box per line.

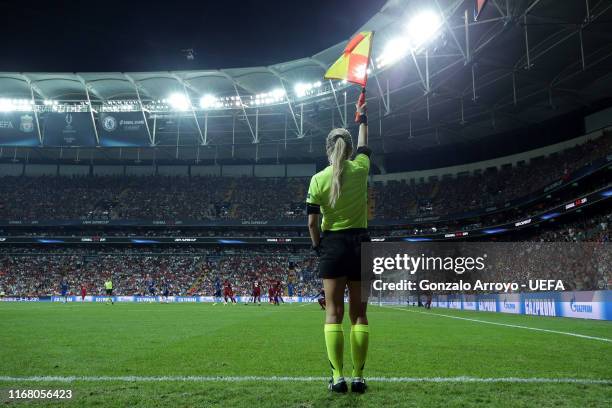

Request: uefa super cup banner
left=0, top=111, right=39, bottom=146
left=97, top=112, right=150, bottom=146
left=42, top=112, right=97, bottom=146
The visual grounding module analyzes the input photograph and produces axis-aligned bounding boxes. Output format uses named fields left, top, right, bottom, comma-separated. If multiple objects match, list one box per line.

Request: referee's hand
left=356, top=101, right=367, bottom=116
left=311, top=245, right=321, bottom=257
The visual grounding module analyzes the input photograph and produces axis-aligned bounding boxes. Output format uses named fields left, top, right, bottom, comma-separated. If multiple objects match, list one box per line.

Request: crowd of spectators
left=0, top=136, right=608, bottom=223
left=0, top=176, right=308, bottom=221
left=0, top=208, right=608, bottom=298
left=0, top=248, right=320, bottom=298
left=373, top=134, right=611, bottom=219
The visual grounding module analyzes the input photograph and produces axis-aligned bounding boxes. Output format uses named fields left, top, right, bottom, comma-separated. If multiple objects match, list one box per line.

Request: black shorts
left=318, top=228, right=370, bottom=281
left=106, top=289, right=113, bottom=295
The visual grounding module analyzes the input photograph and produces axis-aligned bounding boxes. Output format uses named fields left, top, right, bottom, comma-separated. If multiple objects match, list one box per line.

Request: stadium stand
left=0, top=248, right=319, bottom=297
left=0, top=207, right=609, bottom=297
left=0, top=134, right=609, bottom=222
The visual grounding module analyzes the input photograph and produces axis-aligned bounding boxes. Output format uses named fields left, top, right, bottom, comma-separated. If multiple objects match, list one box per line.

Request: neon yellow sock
left=350, top=324, right=369, bottom=378
left=324, top=324, right=344, bottom=382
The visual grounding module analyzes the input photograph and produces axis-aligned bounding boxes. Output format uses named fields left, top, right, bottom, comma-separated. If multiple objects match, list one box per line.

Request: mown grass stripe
left=0, top=376, right=610, bottom=384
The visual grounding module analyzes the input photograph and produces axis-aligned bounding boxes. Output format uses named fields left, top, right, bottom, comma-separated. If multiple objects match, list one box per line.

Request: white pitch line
left=385, top=307, right=612, bottom=343
left=0, top=376, right=609, bottom=385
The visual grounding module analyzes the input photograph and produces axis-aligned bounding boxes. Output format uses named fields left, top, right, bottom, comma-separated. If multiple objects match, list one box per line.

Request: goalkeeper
left=306, top=98, right=370, bottom=394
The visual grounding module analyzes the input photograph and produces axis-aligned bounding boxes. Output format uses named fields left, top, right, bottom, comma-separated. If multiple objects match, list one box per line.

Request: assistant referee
left=306, top=99, right=370, bottom=394
left=104, top=277, right=114, bottom=305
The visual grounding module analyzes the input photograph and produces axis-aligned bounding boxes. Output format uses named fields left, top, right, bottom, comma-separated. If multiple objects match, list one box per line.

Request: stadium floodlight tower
left=167, top=92, right=191, bottom=112
left=406, top=10, right=443, bottom=50
left=405, top=10, right=443, bottom=121
left=200, top=94, right=220, bottom=109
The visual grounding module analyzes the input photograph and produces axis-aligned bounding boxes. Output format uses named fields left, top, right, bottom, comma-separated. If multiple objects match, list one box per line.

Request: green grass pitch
left=0, top=302, right=610, bottom=407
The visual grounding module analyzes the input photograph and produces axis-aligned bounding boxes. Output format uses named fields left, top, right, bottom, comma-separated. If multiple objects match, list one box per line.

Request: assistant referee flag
left=324, top=31, right=374, bottom=87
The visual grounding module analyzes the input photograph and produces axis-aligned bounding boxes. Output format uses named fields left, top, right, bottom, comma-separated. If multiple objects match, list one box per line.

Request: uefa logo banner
left=42, top=112, right=97, bottom=146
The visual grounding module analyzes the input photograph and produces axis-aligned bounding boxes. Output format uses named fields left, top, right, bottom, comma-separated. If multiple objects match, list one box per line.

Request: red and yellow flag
left=324, top=31, right=374, bottom=87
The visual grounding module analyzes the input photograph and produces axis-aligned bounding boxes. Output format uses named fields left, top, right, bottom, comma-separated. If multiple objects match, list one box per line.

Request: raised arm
left=357, top=101, right=367, bottom=147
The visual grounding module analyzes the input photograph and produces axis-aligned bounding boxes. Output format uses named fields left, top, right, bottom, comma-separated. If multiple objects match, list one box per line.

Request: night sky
left=1, top=0, right=386, bottom=72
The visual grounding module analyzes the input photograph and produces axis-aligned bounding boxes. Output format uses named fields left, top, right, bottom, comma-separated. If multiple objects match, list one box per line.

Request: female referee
left=306, top=99, right=370, bottom=393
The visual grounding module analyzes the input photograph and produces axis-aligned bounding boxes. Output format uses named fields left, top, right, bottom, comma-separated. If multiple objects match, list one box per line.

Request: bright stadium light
left=271, top=88, right=285, bottom=100
left=294, top=83, right=307, bottom=97
left=406, top=10, right=443, bottom=49
left=0, top=98, right=13, bottom=112
left=200, top=94, right=219, bottom=109
left=377, top=37, right=411, bottom=68
left=167, top=92, right=190, bottom=111
left=294, top=81, right=322, bottom=98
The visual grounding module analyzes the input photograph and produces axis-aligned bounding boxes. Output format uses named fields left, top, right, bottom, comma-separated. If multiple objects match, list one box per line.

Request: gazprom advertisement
left=0, top=111, right=39, bottom=146
left=98, top=112, right=150, bottom=146
left=427, top=291, right=611, bottom=320
left=42, top=112, right=97, bottom=146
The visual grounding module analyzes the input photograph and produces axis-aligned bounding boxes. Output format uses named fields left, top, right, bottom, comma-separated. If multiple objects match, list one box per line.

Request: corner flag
left=324, top=31, right=374, bottom=87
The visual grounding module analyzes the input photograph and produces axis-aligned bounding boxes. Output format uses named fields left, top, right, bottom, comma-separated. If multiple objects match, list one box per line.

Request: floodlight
left=0, top=98, right=13, bottom=112
left=271, top=88, right=285, bottom=99
left=167, top=92, right=190, bottom=111
left=294, top=83, right=308, bottom=97
left=200, top=94, right=218, bottom=109
left=406, top=10, right=442, bottom=49
left=377, top=37, right=411, bottom=68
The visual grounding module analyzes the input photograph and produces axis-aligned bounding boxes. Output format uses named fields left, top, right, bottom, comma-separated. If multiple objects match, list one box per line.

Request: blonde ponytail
left=326, top=128, right=353, bottom=208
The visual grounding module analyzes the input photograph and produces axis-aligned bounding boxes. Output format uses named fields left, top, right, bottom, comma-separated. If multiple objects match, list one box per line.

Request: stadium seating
left=0, top=135, right=609, bottom=222
left=0, top=209, right=609, bottom=297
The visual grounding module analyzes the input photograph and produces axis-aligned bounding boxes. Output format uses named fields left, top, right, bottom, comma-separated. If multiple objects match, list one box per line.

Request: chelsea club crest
left=102, top=115, right=117, bottom=132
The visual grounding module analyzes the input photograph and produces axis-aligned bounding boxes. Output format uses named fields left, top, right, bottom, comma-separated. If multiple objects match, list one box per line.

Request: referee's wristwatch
left=311, top=245, right=321, bottom=257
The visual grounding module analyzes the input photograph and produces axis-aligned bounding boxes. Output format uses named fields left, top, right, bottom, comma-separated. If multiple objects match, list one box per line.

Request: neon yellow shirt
left=306, top=150, right=370, bottom=231
left=104, top=280, right=113, bottom=290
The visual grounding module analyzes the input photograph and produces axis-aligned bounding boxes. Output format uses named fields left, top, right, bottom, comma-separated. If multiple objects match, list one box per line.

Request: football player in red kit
left=252, top=281, right=261, bottom=305
left=81, top=284, right=87, bottom=302
left=317, top=289, right=326, bottom=310
left=223, top=280, right=236, bottom=305
left=268, top=285, right=275, bottom=304
left=275, top=280, right=284, bottom=305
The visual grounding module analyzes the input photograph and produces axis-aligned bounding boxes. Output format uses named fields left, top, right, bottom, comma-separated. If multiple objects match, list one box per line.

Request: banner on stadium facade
left=97, top=112, right=150, bottom=147
left=42, top=112, right=97, bottom=146
left=0, top=111, right=39, bottom=146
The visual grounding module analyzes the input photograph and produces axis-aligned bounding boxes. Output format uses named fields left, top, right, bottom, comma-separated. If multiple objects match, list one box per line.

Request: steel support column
left=27, top=81, right=43, bottom=145
left=329, top=80, right=346, bottom=127
left=125, top=74, right=153, bottom=145
left=83, top=84, right=100, bottom=145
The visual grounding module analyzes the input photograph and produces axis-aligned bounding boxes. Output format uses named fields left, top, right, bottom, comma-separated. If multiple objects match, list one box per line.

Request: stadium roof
left=1, top=0, right=611, bottom=165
